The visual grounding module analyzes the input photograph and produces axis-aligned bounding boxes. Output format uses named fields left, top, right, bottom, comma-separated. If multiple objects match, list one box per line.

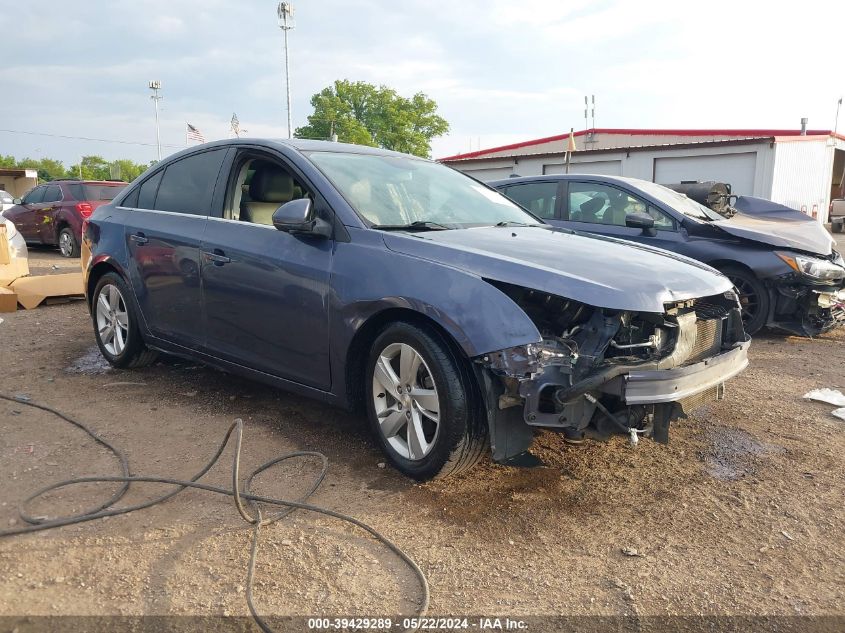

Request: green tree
left=294, top=80, right=450, bottom=158
left=12, top=157, right=67, bottom=181
left=66, top=155, right=111, bottom=180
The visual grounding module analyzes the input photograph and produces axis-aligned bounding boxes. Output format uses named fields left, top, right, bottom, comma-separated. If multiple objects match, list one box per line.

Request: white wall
left=770, top=139, right=833, bottom=222
left=449, top=142, right=776, bottom=198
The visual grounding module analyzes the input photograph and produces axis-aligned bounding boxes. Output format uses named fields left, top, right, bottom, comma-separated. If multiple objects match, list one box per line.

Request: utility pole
left=277, top=2, right=295, bottom=139
left=148, top=81, right=163, bottom=161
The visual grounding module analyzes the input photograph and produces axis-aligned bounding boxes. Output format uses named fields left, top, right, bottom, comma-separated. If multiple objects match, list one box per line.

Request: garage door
left=543, top=160, right=622, bottom=176
left=461, top=166, right=514, bottom=181
left=654, top=153, right=757, bottom=196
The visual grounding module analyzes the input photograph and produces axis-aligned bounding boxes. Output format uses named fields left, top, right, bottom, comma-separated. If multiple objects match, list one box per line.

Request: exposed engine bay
left=475, top=282, right=750, bottom=463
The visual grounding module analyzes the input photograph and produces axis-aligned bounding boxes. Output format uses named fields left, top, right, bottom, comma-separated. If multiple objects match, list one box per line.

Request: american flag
left=230, top=112, right=241, bottom=137
left=186, top=123, right=205, bottom=144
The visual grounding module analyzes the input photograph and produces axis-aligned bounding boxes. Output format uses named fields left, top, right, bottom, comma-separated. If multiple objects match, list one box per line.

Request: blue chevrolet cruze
left=83, top=139, right=749, bottom=479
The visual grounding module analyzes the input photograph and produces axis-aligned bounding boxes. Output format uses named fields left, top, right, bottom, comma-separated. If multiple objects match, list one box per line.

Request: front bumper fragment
left=621, top=339, right=750, bottom=405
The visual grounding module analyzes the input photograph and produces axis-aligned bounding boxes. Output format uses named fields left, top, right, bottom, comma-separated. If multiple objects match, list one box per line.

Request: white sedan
left=0, top=190, right=14, bottom=215
left=3, top=217, right=28, bottom=261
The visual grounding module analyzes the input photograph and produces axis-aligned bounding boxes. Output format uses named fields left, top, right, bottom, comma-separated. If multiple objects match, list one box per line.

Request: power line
left=0, top=128, right=184, bottom=149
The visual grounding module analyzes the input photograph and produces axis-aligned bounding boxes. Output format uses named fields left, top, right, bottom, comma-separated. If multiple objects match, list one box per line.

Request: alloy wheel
left=372, top=342, right=441, bottom=461
left=96, top=284, right=129, bottom=356
left=59, top=231, right=73, bottom=257
left=728, top=274, right=759, bottom=326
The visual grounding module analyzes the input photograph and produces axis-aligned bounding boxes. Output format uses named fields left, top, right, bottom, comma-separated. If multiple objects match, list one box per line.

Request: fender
left=329, top=228, right=543, bottom=365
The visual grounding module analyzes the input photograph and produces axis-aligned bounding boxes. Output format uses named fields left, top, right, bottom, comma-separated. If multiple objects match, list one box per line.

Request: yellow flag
left=567, top=129, right=577, bottom=152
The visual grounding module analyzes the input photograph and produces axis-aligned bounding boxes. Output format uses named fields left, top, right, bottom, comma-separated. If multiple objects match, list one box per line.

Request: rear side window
left=137, top=171, right=163, bottom=209
left=43, top=185, right=63, bottom=203
left=503, top=182, right=558, bottom=219
left=154, top=149, right=226, bottom=215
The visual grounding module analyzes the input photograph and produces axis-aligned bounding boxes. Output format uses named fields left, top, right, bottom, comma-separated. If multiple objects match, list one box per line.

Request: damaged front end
left=474, top=282, right=750, bottom=465
left=768, top=251, right=845, bottom=336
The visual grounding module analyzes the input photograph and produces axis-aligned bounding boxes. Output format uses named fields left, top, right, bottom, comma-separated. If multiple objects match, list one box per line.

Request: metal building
left=439, top=129, right=845, bottom=223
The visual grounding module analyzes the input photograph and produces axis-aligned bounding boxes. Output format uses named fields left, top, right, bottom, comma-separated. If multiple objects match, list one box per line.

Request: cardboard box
left=9, top=272, right=84, bottom=310
left=0, top=286, right=16, bottom=313
left=0, top=257, right=29, bottom=287
left=0, top=226, right=9, bottom=265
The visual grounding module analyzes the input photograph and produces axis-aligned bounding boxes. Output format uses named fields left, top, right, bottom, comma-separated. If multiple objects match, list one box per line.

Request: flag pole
left=185, top=122, right=188, bottom=147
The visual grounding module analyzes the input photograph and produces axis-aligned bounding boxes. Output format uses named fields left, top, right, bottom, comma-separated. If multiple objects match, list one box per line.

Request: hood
left=712, top=197, right=834, bottom=256
left=383, top=226, right=733, bottom=313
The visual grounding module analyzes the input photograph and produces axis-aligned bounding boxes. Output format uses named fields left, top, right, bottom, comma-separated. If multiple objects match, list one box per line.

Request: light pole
left=148, top=80, right=163, bottom=161
left=277, top=2, right=295, bottom=139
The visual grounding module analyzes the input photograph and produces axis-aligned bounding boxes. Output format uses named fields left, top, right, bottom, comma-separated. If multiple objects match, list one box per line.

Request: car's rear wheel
left=365, top=322, right=487, bottom=480
left=720, top=265, right=769, bottom=335
left=92, top=273, right=157, bottom=368
left=58, top=227, right=79, bottom=258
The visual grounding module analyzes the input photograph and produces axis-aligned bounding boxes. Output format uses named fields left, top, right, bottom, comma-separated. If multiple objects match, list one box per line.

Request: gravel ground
left=1, top=244, right=844, bottom=624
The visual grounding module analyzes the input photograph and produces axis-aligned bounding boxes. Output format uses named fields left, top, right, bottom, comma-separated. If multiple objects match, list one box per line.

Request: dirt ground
left=1, top=244, right=844, bottom=625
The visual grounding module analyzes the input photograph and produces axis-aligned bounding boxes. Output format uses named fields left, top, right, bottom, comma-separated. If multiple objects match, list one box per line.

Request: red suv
left=5, top=180, right=127, bottom=257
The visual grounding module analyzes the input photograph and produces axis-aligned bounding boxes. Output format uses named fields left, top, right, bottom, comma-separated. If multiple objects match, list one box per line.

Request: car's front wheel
left=365, top=322, right=487, bottom=480
left=720, top=265, right=769, bottom=335
left=92, top=273, right=158, bottom=368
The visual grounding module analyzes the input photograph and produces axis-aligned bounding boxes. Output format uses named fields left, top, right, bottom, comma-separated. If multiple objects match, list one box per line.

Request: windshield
left=0, top=191, right=12, bottom=203
left=307, top=151, right=541, bottom=228
left=635, top=180, right=723, bottom=221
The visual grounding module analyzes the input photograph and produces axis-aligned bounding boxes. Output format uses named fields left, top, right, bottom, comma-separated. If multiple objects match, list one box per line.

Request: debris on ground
left=803, top=388, right=845, bottom=406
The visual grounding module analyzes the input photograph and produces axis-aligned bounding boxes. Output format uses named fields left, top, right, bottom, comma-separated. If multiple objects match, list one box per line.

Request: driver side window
left=226, top=156, right=313, bottom=226
left=23, top=187, right=46, bottom=205
left=568, top=182, right=675, bottom=230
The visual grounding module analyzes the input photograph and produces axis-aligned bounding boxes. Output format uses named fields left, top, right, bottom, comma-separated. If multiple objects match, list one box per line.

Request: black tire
left=719, top=265, right=769, bottom=335
left=833, top=221, right=843, bottom=234
left=92, top=272, right=158, bottom=368
left=365, top=322, right=488, bottom=480
left=58, top=226, right=79, bottom=258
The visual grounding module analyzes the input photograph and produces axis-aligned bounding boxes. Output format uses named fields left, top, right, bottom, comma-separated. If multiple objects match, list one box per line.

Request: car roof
left=487, top=174, right=650, bottom=188
left=157, top=138, right=427, bottom=164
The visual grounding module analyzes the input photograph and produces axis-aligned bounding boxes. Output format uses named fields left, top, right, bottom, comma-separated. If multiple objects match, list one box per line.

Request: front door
left=123, top=148, right=228, bottom=349
left=555, top=181, right=685, bottom=252
left=201, top=152, right=333, bottom=390
left=36, top=184, right=63, bottom=244
left=7, top=185, right=46, bottom=239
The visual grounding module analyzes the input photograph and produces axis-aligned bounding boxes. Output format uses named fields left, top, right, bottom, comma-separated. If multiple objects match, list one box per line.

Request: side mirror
left=13, top=198, right=22, bottom=205
left=625, top=212, right=656, bottom=236
left=271, top=198, right=331, bottom=238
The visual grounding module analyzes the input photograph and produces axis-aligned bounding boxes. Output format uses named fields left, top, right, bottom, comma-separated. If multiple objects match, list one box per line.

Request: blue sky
left=0, top=0, right=841, bottom=165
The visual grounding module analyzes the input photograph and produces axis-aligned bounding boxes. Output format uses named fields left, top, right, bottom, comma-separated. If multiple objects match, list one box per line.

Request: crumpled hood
left=713, top=198, right=834, bottom=256
left=383, top=226, right=733, bottom=313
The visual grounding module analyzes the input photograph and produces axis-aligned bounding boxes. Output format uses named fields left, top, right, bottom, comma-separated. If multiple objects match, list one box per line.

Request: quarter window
left=154, top=149, right=226, bottom=215
left=503, top=182, right=558, bottom=219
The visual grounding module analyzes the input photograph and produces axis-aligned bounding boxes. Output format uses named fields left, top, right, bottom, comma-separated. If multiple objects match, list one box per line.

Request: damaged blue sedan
left=82, top=140, right=749, bottom=479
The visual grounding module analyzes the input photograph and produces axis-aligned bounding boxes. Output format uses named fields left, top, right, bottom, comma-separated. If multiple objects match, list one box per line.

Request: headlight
left=776, top=252, right=845, bottom=281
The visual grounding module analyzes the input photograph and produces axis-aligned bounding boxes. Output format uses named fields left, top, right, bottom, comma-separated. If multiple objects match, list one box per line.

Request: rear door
left=122, top=148, right=228, bottom=349
left=556, top=180, right=685, bottom=252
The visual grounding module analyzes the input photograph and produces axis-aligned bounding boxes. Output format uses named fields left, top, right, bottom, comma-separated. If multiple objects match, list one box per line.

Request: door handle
left=130, top=233, right=149, bottom=245
left=202, top=249, right=231, bottom=265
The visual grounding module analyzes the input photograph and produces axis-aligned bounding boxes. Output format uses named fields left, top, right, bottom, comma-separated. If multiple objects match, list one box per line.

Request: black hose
left=0, top=393, right=430, bottom=632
